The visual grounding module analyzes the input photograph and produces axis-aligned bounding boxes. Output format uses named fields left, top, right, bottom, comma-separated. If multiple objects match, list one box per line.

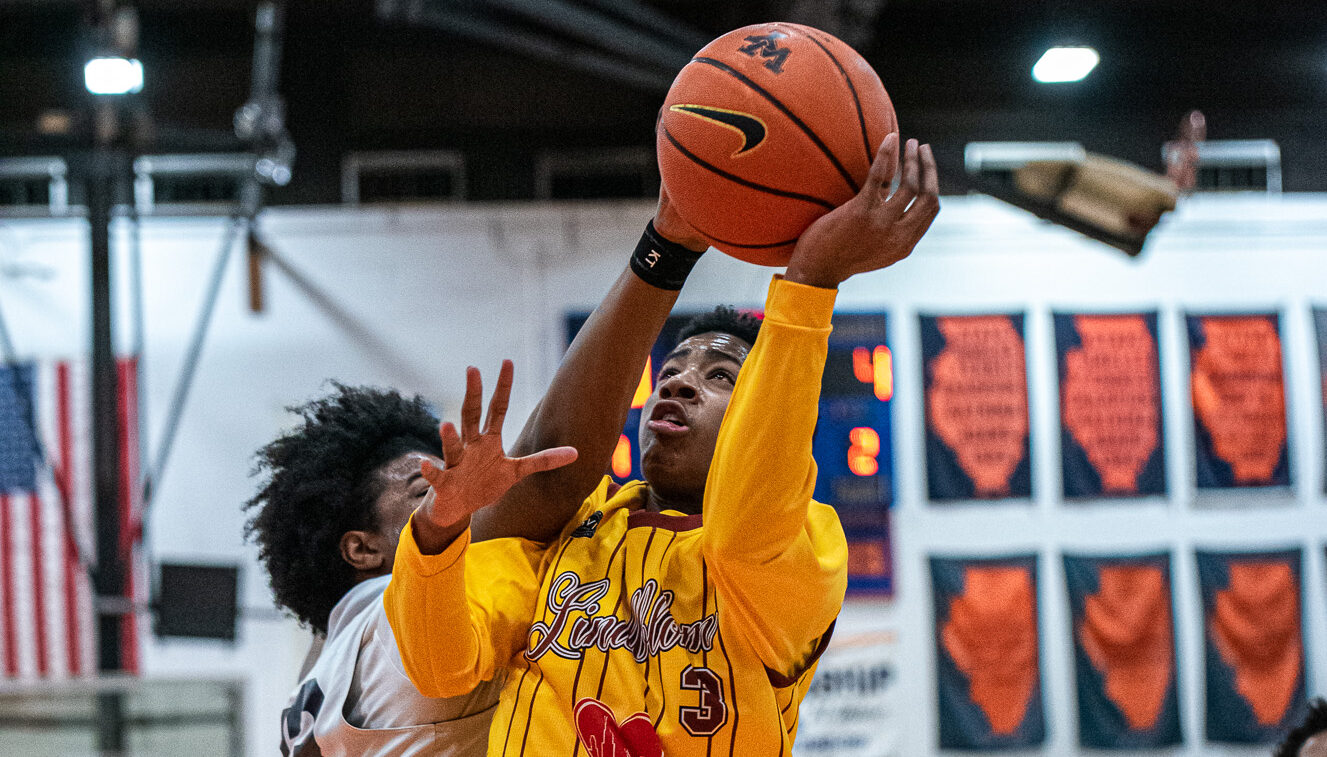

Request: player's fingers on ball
left=862, top=133, right=899, bottom=204
left=485, top=360, right=514, bottom=434
left=900, top=195, right=941, bottom=244
left=879, top=139, right=919, bottom=221
left=461, top=366, right=483, bottom=443
left=920, top=143, right=940, bottom=197
left=904, top=178, right=941, bottom=226
left=896, top=139, right=922, bottom=203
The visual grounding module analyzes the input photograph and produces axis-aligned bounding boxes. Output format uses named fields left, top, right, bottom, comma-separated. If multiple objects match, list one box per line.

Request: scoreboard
left=814, top=313, right=894, bottom=594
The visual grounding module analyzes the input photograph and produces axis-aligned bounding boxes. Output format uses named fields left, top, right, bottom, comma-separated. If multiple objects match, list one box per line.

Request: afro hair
left=244, top=383, right=441, bottom=633
left=675, top=305, right=762, bottom=349
left=1275, top=698, right=1327, bottom=757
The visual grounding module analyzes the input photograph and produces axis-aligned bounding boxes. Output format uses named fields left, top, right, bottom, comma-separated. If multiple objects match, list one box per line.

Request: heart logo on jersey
left=573, top=698, right=663, bottom=757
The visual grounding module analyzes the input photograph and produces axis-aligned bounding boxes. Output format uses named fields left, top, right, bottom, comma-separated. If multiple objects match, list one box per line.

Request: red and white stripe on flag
left=116, top=356, right=144, bottom=675
left=0, top=357, right=141, bottom=679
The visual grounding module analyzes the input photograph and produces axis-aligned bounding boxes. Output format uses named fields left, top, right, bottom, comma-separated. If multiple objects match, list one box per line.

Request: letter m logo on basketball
left=738, top=32, right=791, bottom=74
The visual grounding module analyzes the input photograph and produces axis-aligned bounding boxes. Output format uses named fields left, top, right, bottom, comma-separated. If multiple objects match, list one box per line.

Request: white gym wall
left=2, top=192, right=1324, bottom=756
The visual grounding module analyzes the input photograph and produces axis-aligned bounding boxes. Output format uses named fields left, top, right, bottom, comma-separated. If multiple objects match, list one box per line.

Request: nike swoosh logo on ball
left=669, top=104, right=767, bottom=156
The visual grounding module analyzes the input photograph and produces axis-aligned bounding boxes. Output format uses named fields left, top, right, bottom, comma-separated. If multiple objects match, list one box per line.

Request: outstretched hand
left=412, top=360, right=578, bottom=554
left=784, top=133, right=940, bottom=289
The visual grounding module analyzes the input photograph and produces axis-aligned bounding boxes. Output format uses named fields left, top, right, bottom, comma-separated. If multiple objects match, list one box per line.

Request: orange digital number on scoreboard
left=848, top=427, right=881, bottom=476
left=853, top=345, right=893, bottom=401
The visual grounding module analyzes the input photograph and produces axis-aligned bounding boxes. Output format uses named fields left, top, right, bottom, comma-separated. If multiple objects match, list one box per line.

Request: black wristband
left=629, top=221, right=705, bottom=291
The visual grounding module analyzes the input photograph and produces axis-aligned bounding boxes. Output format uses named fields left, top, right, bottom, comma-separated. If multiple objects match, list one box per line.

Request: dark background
left=2, top=0, right=1324, bottom=202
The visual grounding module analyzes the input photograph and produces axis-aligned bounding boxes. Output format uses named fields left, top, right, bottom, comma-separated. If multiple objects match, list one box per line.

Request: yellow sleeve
left=383, top=515, right=544, bottom=698
left=701, top=275, right=849, bottom=678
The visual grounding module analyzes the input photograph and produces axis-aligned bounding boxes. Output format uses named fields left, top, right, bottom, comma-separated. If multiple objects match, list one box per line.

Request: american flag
left=0, top=357, right=141, bottom=679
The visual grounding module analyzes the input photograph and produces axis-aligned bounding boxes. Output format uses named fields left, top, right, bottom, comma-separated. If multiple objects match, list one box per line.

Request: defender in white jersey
left=282, top=575, right=502, bottom=756
left=248, top=385, right=523, bottom=756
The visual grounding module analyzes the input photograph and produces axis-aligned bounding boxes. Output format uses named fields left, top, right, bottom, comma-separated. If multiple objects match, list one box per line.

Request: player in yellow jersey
left=247, top=176, right=717, bottom=754
left=386, top=134, right=939, bottom=756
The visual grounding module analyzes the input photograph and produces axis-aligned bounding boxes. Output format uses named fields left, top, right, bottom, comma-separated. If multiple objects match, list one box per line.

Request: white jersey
left=280, top=575, right=504, bottom=756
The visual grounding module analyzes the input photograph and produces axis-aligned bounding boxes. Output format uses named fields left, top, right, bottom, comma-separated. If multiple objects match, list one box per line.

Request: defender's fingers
left=860, top=133, right=900, bottom=205
left=438, top=422, right=464, bottom=468
left=484, top=359, right=515, bottom=435
left=460, top=366, right=483, bottom=444
left=420, top=456, right=447, bottom=487
left=511, top=446, right=579, bottom=478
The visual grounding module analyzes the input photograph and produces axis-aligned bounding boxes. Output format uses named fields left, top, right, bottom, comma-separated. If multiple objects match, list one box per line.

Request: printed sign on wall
left=921, top=314, right=1032, bottom=501
left=1055, top=313, right=1166, bottom=498
left=794, top=630, right=899, bottom=756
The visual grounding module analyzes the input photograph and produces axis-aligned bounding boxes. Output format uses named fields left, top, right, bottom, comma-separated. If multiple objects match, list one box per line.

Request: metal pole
left=83, top=4, right=140, bottom=753
left=87, top=147, right=128, bottom=755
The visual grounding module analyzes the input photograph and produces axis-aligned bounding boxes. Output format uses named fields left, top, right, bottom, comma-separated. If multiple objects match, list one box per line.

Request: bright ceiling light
left=1032, top=47, right=1099, bottom=83
left=84, top=56, right=144, bottom=95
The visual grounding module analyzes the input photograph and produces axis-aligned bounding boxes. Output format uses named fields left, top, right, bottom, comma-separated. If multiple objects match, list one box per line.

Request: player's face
left=639, top=331, right=751, bottom=505
left=371, top=450, right=444, bottom=567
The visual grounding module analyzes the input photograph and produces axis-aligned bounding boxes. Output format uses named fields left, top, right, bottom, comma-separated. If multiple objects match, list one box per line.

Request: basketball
left=657, top=22, right=898, bottom=266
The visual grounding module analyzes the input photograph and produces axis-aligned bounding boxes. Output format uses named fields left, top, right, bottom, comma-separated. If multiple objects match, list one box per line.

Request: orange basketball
left=658, top=22, right=897, bottom=266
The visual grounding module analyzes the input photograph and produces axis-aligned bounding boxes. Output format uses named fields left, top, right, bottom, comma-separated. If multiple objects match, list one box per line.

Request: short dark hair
left=243, top=383, right=441, bottom=633
left=676, top=305, right=762, bottom=349
left=1275, top=698, right=1327, bottom=757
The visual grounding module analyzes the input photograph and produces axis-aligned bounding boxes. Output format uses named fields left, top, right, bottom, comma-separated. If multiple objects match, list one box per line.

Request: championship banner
left=1315, top=307, right=1327, bottom=494
left=1054, top=313, right=1165, bottom=498
left=931, top=554, right=1044, bottom=749
left=1186, top=314, right=1290, bottom=489
left=794, top=629, right=899, bottom=756
left=920, top=314, right=1031, bottom=501
left=566, top=310, right=895, bottom=595
left=1063, top=553, right=1181, bottom=748
left=1196, top=548, right=1306, bottom=743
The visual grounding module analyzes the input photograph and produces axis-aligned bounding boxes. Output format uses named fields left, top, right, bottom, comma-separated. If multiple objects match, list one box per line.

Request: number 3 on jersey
left=679, top=665, right=728, bottom=736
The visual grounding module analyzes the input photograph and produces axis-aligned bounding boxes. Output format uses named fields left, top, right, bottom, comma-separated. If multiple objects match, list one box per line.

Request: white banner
left=794, top=630, right=899, bottom=757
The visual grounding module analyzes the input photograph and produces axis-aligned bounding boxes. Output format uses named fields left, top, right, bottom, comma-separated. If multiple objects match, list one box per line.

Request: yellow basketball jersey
left=387, top=276, right=848, bottom=756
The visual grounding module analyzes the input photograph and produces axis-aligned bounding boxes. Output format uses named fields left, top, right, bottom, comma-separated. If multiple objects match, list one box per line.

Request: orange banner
left=922, top=315, right=1031, bottom=500
left=1056, top=313, right=1165, bottom=498
left=931, top=554, right=1044, bottom=748
left=1188, top=314, right=1289, bottom=488
left=1064, top=553, right=1180, bottom=747
left=1197, top=549, right=1306, bottom=742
